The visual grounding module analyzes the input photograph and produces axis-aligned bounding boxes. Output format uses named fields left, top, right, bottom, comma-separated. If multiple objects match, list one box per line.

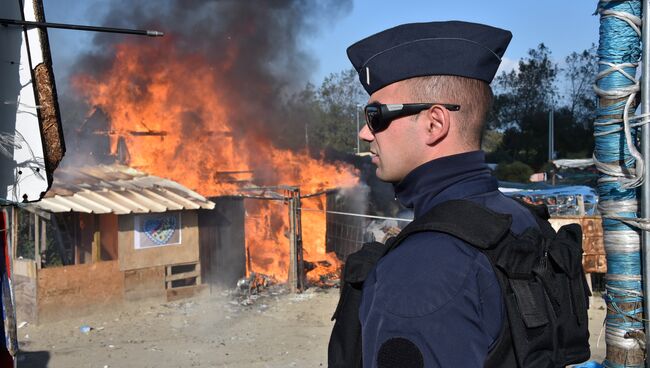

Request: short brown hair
left=403, top=75, right=493, bottom=149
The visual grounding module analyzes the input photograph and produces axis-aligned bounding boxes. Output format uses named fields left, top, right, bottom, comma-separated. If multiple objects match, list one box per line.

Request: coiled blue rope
left=595, top=1, right=644, bottom=367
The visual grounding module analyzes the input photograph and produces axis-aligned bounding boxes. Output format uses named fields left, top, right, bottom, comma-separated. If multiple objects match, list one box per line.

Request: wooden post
left=577, top=195, right=585, bottom=217
left=92, top=229, right=101, bottom=263
left=74, top=213, right=81, bottom=265
left=166, top=265, right=172, bottom=289
left=288, top=193, right=297, bottom=293
left=599, top=90, right=644, bottom=367
left=295, top=190, right=305, bottom=291
left=595, top=3, right=645, bottom=365
left=34, top=214, right=40, bottom=269
left=11, top=208, right=17, bottom=260
left=40, top=218, right=47, bottom=266
left=287, top=188, right=305, bottom=293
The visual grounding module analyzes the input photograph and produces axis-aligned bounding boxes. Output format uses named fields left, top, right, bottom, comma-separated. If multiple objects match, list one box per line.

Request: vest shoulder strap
left=387, top=199, right=513, bottom=252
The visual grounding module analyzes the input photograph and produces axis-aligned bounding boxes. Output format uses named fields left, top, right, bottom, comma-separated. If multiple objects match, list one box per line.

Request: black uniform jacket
left=359, top=151, right=538, bottom=367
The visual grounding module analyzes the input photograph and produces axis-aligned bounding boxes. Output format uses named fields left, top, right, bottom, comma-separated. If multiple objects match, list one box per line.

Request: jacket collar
left=394, top=151, right=498, bottom=218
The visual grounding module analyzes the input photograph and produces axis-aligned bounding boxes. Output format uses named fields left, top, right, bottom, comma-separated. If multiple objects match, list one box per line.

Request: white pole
left=356, top=105, right=360, bottom=154
left=640, top=1, right=650, bottom=365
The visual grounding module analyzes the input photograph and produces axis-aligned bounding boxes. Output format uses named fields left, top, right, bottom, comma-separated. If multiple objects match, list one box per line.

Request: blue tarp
left=499, top=183, right=598, bottom=216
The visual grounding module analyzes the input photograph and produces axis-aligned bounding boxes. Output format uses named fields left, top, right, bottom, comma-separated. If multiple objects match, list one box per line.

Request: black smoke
left=62, top=0, right=353, bottom=165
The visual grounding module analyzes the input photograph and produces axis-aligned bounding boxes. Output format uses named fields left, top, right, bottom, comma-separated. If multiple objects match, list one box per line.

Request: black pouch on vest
left=483, top=202, right=591, bottom=368
left=537, top=223, right=591, bottom=364
left=489, top=229, right=557, bottom=367
left=328, top=241, right=389, bottom=368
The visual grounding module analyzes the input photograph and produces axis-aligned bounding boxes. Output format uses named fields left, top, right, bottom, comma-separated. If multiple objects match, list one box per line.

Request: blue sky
left=42, top=0, right=600, bottom=87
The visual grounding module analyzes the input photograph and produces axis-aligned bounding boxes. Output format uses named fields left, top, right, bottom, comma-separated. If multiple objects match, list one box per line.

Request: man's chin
left=375, top=168, right=399, bottom=183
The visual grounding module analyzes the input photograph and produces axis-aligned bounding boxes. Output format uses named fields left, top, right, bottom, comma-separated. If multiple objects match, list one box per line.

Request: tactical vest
left=328, top=199, right=591, bottom=368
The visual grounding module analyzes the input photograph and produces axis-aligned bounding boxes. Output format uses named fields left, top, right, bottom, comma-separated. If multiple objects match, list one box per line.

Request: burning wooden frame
left=227, top=186, right=342, bottom=293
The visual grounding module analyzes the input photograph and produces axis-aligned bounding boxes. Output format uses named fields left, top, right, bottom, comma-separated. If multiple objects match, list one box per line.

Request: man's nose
left=358, top=123, right=374, bottom=142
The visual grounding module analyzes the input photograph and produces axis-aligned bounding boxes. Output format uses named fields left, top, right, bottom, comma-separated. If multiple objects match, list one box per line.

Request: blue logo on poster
left=143, top=216, right=176, bottom=245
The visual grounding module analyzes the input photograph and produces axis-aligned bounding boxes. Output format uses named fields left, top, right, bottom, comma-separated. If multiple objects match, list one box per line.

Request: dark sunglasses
left=363, top=102, right=461, bottom=133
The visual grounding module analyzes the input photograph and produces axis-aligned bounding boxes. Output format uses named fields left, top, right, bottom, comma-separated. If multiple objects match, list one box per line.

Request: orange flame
left=73, top=39, right=357, bottom=283
left=244, top=196, right=341, bottom=283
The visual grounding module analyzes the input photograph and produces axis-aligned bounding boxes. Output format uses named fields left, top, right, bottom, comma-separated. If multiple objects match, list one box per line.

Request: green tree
left=288, top=69, right=366, bottom=154
left=290, top=43, right=597, bottom=166
left=481, top=130, right=503, bottom=153
left=313, top=69, right=367, bottom=153
left=553, top=107, right=594, bottom=160
left=487, top=44, right=594, bottom=170
left=563, top=44, right=598, bottom=127
left=492, top=43, right=559, bottom=129
left=495, top=161, right=534, bottom=183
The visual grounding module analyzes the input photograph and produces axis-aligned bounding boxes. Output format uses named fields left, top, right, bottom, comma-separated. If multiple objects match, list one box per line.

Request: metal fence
left=324, top=190, right=412, bottom=260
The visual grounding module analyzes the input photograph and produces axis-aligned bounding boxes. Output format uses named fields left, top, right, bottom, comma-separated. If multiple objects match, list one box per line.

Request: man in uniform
left=344, top=21, right=540, bottom=367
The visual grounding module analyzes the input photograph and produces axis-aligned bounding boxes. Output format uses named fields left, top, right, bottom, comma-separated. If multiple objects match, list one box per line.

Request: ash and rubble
left=231, top=270, right=339, bottom=307
left=233, top=272, right=284, bottom=307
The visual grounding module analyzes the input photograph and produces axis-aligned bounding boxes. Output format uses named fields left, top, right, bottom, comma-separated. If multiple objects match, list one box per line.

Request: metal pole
left=0, top=18, right=164, bottom=37
left=550, top=109, right=555, bottom=185
left=641, top=1, right=650, bottom=365
left=548, top=109, right=554, bottom=162
left=356, top=106, right=360, bottom=154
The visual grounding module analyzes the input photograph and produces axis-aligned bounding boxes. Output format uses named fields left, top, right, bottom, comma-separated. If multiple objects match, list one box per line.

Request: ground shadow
left=16, top=351, right=51, bottom=368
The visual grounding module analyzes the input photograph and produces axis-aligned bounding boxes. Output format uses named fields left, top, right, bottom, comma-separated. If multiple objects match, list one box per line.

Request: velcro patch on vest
left=510, top=279, right=549, bottom=328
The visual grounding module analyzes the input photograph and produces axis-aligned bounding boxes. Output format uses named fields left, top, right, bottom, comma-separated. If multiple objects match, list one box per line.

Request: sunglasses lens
left=364, top=105, right=382, bottom=132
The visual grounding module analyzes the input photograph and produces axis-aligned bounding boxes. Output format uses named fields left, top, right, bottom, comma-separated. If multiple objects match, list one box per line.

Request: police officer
left=332, top=21, right=541, bottom=367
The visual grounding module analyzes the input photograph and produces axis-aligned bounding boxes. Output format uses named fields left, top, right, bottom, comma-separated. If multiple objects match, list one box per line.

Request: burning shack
left=53, top=0, right=361, bottom=300
left=11, top=164, right=216, bottom=323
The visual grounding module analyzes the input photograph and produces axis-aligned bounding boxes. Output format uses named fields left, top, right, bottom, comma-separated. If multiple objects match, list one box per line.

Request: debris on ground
left=237, top=272, right=277, bottom=295
left=233, top=272, right=285, bottom=306
left=79, top=325, right=92, bottom=334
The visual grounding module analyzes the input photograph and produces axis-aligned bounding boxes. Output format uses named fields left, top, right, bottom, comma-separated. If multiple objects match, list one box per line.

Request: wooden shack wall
left=123, top=266, right=166, bottom=302
left=36, top=260, right=124, bottom=321
left=118, top=211, right=199, bottom=271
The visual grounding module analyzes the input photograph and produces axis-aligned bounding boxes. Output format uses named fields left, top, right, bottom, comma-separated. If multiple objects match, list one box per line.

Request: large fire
left=73, top=39, right=358, bottom=284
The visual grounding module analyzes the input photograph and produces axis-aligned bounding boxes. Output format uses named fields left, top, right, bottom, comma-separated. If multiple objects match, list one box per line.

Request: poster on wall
left=134, top=212, right=182, bottom=249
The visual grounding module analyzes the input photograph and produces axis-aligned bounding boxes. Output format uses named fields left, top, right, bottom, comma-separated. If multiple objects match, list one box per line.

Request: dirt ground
left=586, top=294, right=607, bottom=363
left=16, top=285, right=339, bottom=368
left=15, top=286, right=607, bottom=368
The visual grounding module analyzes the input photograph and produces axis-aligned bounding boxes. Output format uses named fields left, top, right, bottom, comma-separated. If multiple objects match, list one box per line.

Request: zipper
left=541, top=238, right=549, bottom=270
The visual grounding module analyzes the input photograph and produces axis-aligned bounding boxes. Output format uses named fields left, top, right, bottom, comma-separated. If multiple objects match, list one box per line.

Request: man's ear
left=422, top=105, right=450, bottom=146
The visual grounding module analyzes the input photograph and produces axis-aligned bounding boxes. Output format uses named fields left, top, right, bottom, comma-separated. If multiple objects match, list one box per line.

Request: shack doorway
left=198, top=197, right=246, bottom=288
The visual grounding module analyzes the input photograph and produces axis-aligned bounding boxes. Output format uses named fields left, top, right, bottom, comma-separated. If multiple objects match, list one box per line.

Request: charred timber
left=128, top=130, right=167, bottom=137
left=89, top=130, right=168, bottom=136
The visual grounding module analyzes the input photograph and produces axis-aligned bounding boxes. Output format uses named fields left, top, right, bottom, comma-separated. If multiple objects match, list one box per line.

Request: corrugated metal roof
left=29, top=165, right=215, bottom=214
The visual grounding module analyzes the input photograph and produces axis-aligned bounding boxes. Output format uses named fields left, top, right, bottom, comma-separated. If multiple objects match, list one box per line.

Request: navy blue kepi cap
left=347, top=21, right=512, bottom=95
